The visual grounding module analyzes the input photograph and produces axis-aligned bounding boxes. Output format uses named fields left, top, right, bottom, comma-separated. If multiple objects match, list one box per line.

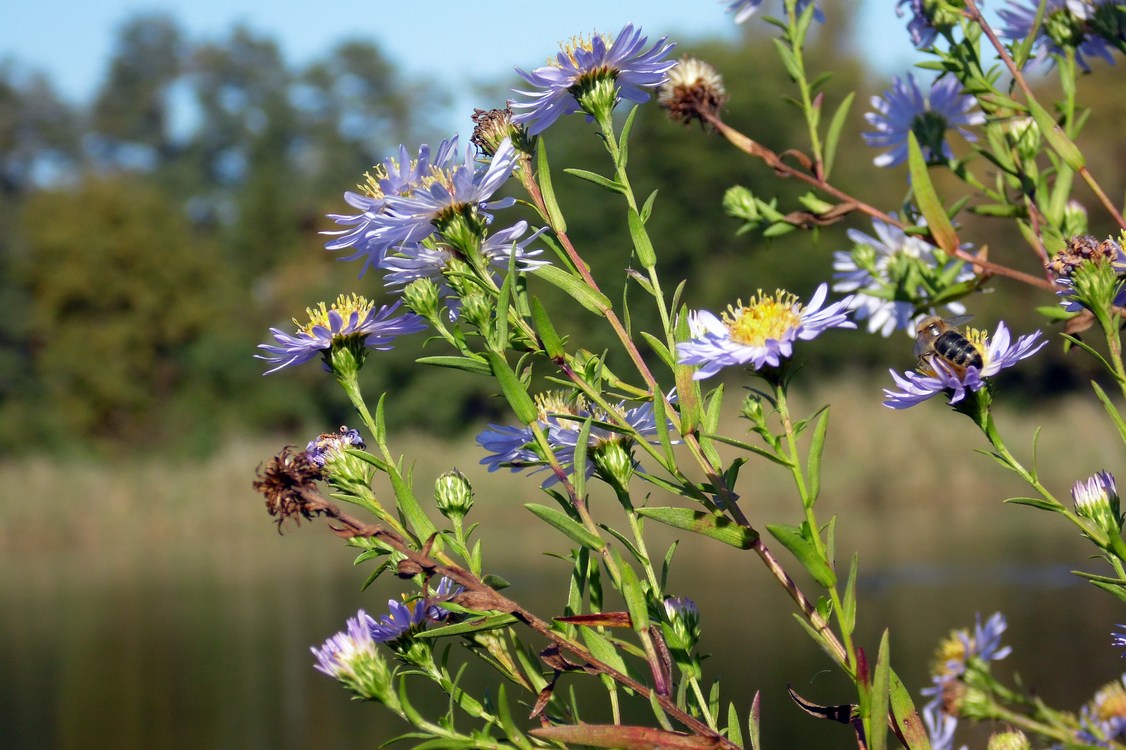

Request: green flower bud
left=434, top=468, right=475, bottom=520
left=987, top=730, right=1031, bottom=750
left=402, top=277, right=442, bottom=322
left=592, top=439, right=636, bottom=492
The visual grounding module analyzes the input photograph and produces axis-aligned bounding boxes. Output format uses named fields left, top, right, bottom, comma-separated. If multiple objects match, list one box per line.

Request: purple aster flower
left=477, top=392, right=673, bottom=487
left=1114, top=625, right=1126, bottom=654
left=511, top=24, right=675, bottom=136
left=382, top=220, right=548, bottom=292
left=677, top=284, right=855, bottom=380
left=883, top=321, right=1046, bottom=408
left=311, top=609, right=380, bottom=679
left=833, top=216, right=976, bottom=337
left=305, top=426, right=366, bottom=467
left=921, top=702, right=962, bottom=750
left=863, top=74, right=985, bottom=167
left=722, top=0, right=824, bottom=24
left=1049, top=234, right=1126, bottom=312
left=897, top=0, right=943, bottom=48
left=1077, top=675, right=1126, bottom=745
left=476, top=423, right=540, bottom=473
left=257, top=295, right=426, bottom=375
left=369, top=577, right=463, bottom=642
left=999, top=0, right=1117, bottom=71
left=323, top=139, right=460, bottom=274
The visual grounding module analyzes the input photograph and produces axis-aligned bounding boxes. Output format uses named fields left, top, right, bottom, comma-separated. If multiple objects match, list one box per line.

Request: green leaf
left=536, top=141, right=566, bottom=232
left=806, top=407, right=829, bottom=507
left=571, top=417, right=592, bottom=499
left=493, top=268, right=513, bottom=350
left=636, top=507, right=759, bottom=549
left=627, top=206, right=657, bottom=269
left=907, top=131, right=958, bottom=256
left=484, top=351, right=537, bottom=425
left=1092, top=381, right=1126, bottom=445
left=388, top=466, right=438, bottom=542
left=563, top=167, right=626, bottom=193
left=580, top=627, right=630, bottom=676
left=1091, top=580, right=1126, bottom=605
left=613, top=549, right=650, bottom=631
left=416, top=613, right=520, bottom=638
left=530, top=296, right=564, bottom=359
left=819, top=90, right=851, bottom=176
left=840, top=553, right=859, bottom=638
left=868, top=631, right=891, bottom=750
left=748, top=691, right=762, bottom=750
left=618, top=106, right=638, bottom=169
left=650, top=395, right=676, bottom=468
left=1003, top=496, right=1064, bottom=512
left=766, top=523, right=837, bottom=588
left=415, top=355, right=492, bottom=375
left=1028, top=97, right=1085, bottom=171
left=526, top=503, right=604, bottom=550
left=726, top=702, right=744, bottom=747
left=771, top=38, right=801, bottom=81
left=889, top=672, right=930, bottom=750
left=639, top=331, right=674, bottom=369
left=535, top=264, right=612, bottom=316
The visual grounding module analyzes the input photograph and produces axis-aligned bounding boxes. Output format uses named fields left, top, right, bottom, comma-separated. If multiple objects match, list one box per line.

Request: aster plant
left=249, top=3, right=1126, bottom=749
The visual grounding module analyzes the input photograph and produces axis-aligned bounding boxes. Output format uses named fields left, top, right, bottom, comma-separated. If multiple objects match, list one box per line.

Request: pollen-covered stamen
left=535, top=391, right=585, bottom=424
left=555, top=32, right=611, bottom=68
left=297, top=294, right=376, bottom=335
left=722, top=291, right=803, bottom=346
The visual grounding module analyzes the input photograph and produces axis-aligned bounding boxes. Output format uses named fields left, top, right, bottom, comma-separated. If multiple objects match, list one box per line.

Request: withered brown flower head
left=657, top=56, right=728, bottom=127
left=471, top=106, right=532, bottom=156
left=253, top=446, right=325, bottom=531
left=1047, top=234, right=1126, bottom=279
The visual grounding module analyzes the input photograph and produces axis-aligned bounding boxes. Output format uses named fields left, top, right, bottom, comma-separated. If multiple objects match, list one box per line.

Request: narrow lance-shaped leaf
left=536, top=141, right=566, bottom=232
left=907, top=131, right=958, bottom=256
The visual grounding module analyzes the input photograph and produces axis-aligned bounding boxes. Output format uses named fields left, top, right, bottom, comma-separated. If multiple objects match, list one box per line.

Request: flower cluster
left=863, top=74, right=984, bottom=167
left=920, top=613, right=1013, bottom=747
left=322, top=137, right=546, bottom=316
left=257, top=294, right=425, bottom=375
left=1077, top=675, right=1126, bottom=745
left=677, top=284, right=854, bottom=379
left=477, top=392, right=668, bottom=488
left=884, top=321, right=1046, bottom=409
left=833, top=216, right=977, bottom=337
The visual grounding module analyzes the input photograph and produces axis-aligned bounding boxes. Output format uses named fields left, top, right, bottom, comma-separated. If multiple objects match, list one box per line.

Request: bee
left=913, top=315, right=983, bottom=377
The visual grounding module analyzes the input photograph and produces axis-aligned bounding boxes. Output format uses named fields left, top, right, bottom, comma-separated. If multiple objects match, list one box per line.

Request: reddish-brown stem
left=304, top=494, right=740, bottom=749
left=704, top=111, right=1057, bottom=291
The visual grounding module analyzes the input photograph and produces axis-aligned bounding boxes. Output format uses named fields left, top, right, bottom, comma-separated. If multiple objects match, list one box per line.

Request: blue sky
left=1, top=1, right=923, bottom=139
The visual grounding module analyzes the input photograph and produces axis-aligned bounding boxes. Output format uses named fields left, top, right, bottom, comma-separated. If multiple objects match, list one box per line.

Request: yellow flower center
left=931, top=631, right=968, bottom=677
left=1092, top=679, right=1126, bottom=721
left=298, top=293, right=374, bottom=334
left=535, top=391, right=585, bottom=423
left=722, top=291, right=802, bottom=346
left=553, top=32, right=610, bottom=68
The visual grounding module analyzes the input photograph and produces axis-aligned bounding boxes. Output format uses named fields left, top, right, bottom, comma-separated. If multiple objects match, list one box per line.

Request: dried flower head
left=471, top=106, right=532, bottom=156
left=252, top=446, right=325, bottom=530
left=658, top=56, right=728, bottom=126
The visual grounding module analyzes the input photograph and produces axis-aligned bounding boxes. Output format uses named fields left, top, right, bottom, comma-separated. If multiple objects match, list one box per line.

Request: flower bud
left=471, top=107, right=534, bottom=156
left=434, top=468, right=475, bottom=520
left=1072, top=470, right=1124, bottom=538
left=1003, top=116, right=1041, bottom=167
left=402, top=277, right=442, bottom=322
left=592, top=439, right=636, bottom=492
left=987, top=730, right=1031, bottom=750
left=661, top=596, right=701, bottom=652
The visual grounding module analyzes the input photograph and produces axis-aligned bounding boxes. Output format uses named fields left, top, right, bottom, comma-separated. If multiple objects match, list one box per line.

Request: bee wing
left=944, top=314, right=974, bottom=327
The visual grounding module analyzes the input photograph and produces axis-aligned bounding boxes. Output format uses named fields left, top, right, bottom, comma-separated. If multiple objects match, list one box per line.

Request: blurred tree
left=89, top=14, right=185, bottom=169
left=16, top=177, right=231, bottom=447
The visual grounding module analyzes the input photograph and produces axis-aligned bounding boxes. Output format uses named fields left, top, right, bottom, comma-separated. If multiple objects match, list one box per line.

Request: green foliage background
left=2, top=11, right=1123, bottom=454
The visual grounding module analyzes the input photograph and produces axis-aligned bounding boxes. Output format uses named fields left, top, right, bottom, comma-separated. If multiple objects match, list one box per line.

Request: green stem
left=774, top=383, right=858, bottom=675
left=785, top=1, right=824, bottom=170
